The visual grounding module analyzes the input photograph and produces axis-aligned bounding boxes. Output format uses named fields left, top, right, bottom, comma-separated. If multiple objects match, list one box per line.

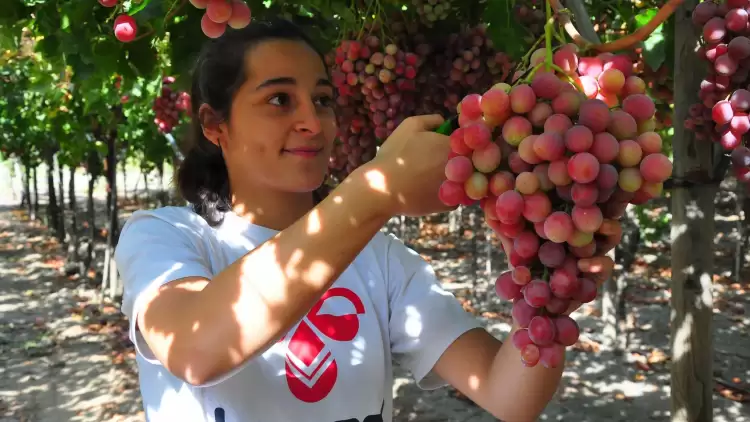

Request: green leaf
left=634, top=8, right=657, bottom=29
left=642, top=28, right=665, bottom=71
left=483, top=0, right=531, bottom=62
left=125, top=38, right=158, bottom=77
left=129, top=0, right=154, bottom=16
left=635, top=8, right=665, bottom=71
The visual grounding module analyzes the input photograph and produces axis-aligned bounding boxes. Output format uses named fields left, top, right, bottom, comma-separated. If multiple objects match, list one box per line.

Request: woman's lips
left=283, top=147, right=323, bottom=158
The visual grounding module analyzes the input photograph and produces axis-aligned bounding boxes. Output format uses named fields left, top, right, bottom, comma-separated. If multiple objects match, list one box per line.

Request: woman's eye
left=315, top=95, right=334, bottom=107
left=268, top=93, right=291, bottom=107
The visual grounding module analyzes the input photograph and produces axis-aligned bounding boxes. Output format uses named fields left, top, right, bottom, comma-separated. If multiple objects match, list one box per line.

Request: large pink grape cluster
left=439, top=48, right=673, bottom=368
left=691, top=0, right=750, bottom=182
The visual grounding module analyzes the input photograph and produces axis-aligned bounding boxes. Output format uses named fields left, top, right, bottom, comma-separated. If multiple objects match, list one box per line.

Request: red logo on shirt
left=281, top=287, right=365, bottom=403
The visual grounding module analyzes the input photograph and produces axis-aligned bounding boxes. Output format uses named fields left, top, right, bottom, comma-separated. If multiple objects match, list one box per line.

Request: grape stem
left=516, top=35, right=546, bottom=71
left=521, top=62, right=545, bottom=84
left=131, top=0, right=188, bottom=42
left=548, top=63, right=585, bottom=94
left=544, top=0, right=554, bottom=72
left=548, top=0, right=683, bottom=53
left=356, top=0, right=376, bottom=40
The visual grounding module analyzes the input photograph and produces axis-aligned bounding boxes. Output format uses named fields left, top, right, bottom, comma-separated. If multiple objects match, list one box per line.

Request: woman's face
left=218, top=39, right=337, bottom=195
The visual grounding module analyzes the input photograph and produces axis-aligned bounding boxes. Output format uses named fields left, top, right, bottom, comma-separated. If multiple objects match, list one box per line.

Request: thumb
left=405, top=114, right=446, bottom=132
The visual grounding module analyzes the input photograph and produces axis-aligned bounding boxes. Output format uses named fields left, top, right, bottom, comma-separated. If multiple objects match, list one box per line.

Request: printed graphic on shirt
left=280, top=287, right=366, bottom=403
left=213, top=401, right=384, bottom=422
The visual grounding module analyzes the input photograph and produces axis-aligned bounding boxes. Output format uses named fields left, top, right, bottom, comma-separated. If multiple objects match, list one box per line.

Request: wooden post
left=670, top=1, right=715, bottom=420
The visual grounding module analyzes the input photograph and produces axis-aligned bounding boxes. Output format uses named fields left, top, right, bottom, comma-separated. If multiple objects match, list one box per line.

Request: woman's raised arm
left=117, top=115, right=453, bottom=386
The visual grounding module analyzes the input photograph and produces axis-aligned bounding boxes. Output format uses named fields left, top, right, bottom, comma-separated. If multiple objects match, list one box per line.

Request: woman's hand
left=564, top=218, right=621, bottom=313
left=497, top=218, right=622, bottom=314
left=355, top=114, right=457, bottom=218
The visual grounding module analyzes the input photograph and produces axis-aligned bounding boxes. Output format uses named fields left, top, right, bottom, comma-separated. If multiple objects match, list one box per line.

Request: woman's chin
left=287, top=174, right=329, bottom=193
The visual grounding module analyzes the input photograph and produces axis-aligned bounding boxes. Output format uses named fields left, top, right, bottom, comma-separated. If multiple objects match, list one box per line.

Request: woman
left=114, top=18, right=618, bottom=422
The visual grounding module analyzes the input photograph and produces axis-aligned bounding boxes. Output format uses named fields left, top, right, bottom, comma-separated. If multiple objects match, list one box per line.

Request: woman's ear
left=199, top=104, right=228, bottom=149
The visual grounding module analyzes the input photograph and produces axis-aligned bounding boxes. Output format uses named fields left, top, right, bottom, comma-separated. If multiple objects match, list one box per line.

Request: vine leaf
left=635, top=8, right=665, bottom=71
left=129, top=0, right=154, bottom=16
left=483, top=0, right=529, bottom=62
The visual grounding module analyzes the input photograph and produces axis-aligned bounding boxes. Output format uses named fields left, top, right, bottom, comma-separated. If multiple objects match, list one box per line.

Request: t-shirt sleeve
left=114, top=209, right=214, bottom=365
left=384, top=234, right=482, bottom=390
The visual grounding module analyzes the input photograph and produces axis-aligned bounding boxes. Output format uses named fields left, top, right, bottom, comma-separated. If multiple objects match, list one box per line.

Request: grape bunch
left=514, top=0, right=546, bottom=39
left=328, top=33, right=424, bottom=180
left=153, top=76, right=191, bottom=134
left=690, top=1, right=750, bottom=153
left=415, top=25, right=514, bottom=116
left=411, top=0, right=453, bottom=27
left=439, top=49, right=673, bottom=368
left=190, top=0, right=252, bottom=38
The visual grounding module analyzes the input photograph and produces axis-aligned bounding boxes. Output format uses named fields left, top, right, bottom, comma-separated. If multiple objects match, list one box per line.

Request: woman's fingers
left=597, top=219, right=623, bottom=254
left=577, top=255, right=615, bottom=285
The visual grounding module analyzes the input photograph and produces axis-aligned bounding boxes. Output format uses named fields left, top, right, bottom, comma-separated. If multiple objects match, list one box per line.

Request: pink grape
left=554, top=316, right=580, bottom=346
left=549, top=269, right=580, bottom=299
left=445, top=156, right=473, bottom=182
left=574, top=277, right=598, bottom=303
left=512, top=266, right=532, bottom=286
left=564, top=125, right=594, bottom=152
left=439, top=181, right=466, bottom=206
left=522, top=192, right=552, bottom=223
left=523, top=280, right=551, bottom=308
left=495, top=270, right=523, bottom=301
left=460, top=93, right=483, bottom=120
left=590, top=132, right=620, bottom=163
left=472, top=142, right=502, bottom=173
left=533, top=132, right=566, bottom=161
left=514, top=231, right=540, bottom=258
left=528, top=316, right=556, bottom=346
left=512, top=328, right=533, bottom=350
left=496, top=190, right=524, bottom=224
left=463, top=122, right=493, bottom=149
left=571, top=206, right=603, bottom=233
left=538, top=241, right=566, bottom=268
left=539, top=344, right=565, bottom=369
left=546, top=296, right=571, bottom=314
left=567, top=152, right=600, bottom=183
left=544, top=211, right=575, bottom=243
left=512, top=299, right=540, bottom=328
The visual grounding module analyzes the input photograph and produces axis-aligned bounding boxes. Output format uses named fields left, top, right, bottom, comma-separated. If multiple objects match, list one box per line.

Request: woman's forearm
left=487, top=325, right=564, bottom=421
left=140, top=166, right=393, bottom=385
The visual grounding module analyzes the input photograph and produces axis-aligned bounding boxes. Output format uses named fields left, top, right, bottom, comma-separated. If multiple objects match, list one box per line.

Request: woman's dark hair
left=177, top=18, right=328, bottom=227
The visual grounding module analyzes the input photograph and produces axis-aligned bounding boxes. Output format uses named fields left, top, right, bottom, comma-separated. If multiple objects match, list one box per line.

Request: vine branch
left=549, top=0, right=684, bottom=53
left=132, top=0, right=188, bottom=42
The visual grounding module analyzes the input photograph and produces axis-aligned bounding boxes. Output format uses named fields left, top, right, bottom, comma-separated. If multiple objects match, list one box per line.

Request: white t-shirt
left=114, top=206, right=481, bottom=422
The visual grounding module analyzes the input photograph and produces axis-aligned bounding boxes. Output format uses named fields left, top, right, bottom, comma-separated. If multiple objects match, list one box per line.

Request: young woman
left=114, top=18, right=619, bottom=422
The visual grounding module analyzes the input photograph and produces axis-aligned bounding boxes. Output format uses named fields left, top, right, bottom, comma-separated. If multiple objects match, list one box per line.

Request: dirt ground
left=0, top=166, right=749, bottom=421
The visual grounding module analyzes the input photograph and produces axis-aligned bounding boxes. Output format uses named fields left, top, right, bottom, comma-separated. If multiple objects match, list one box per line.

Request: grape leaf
left=482, top=0, right=530, bottom=62
left=128, top=0, right=153, bottom=16
left=635, top=8, right=665, bottom=71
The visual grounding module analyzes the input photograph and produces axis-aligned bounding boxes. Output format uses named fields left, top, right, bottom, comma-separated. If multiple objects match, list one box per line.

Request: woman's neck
left=231, top=187, right=315, bottom=231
